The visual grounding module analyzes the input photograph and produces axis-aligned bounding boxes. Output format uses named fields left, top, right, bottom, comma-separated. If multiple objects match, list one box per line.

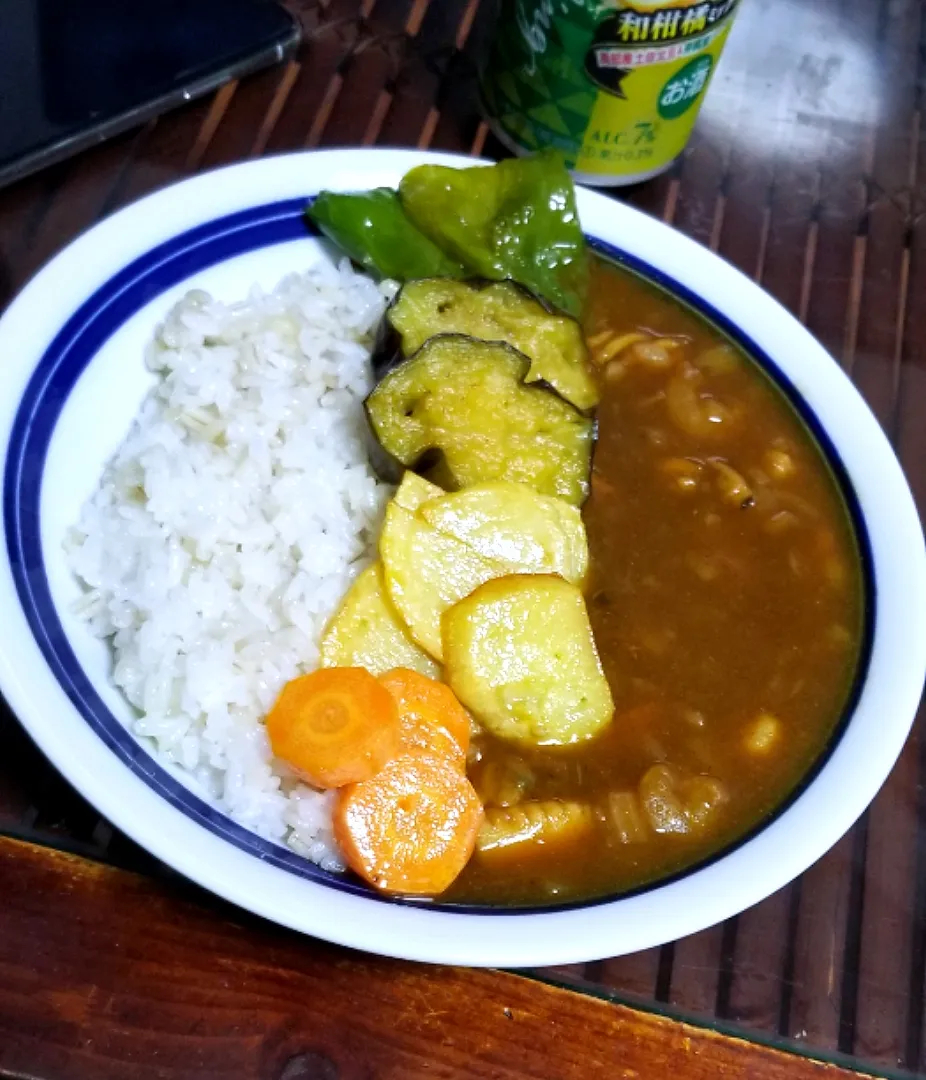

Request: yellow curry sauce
left=447, top=259, right=864, bottom=905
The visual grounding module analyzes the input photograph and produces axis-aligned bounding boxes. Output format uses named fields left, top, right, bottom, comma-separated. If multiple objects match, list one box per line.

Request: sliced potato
left=379, top=502, right=507, bottom=662
left=393, top=470, right=443, bottom=512
left=477, top=799, right=595, bottom=864
left=442, top=574, right=614, bottom=746
left=319, top=562, right=439, bottom=679
left=420, top=481, right=588, bottom=585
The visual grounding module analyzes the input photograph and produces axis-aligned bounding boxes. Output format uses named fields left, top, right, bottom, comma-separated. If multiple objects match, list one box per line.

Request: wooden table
left=1, top=0, right=924, bottom=1076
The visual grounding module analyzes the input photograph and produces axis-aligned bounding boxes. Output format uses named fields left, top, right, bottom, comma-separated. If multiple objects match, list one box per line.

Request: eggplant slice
left=386, top=279, right=599, bottom=412
left=365, top=335, right=593, bottom=506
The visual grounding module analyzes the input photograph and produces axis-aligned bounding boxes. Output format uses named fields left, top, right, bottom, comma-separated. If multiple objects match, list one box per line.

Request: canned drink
left=480, top=0, right=741, bottom=186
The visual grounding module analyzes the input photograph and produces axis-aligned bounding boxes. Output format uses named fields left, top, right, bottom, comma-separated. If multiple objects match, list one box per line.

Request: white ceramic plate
left=1, top=148, right=924, bottom=967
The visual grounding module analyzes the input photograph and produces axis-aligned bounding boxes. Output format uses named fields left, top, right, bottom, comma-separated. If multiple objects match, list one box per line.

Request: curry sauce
left=448, top=259, right=864, bottom=905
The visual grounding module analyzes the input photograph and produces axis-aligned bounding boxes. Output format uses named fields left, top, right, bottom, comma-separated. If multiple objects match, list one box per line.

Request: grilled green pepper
left=387, top=279, right=599, bottom=411
left=399, top=150, right=588, bottom=317
left=365, top=335, right=593, bottom=505
left=307, top=189, right=466, bottom=280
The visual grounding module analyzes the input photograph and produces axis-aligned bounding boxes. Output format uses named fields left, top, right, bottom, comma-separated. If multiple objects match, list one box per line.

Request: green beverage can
left=480, top=0, right=741, bottom=186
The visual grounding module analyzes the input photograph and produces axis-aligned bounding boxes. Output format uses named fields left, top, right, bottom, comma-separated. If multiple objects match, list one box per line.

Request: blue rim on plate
left=3, top=198, right=876, bottom=913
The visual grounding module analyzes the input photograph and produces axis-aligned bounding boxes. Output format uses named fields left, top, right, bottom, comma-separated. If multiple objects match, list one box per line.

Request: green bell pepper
left=307, top=188, right=466, bottom=280
left=398, top=150, right=588, bottom=318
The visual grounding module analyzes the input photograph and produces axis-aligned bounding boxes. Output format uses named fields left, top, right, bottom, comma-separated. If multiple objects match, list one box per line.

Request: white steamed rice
left=65, top=258, right=397, bottom=870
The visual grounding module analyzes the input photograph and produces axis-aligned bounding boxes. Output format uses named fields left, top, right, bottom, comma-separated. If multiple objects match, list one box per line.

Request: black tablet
left=0, top=0, right=301, bottom=190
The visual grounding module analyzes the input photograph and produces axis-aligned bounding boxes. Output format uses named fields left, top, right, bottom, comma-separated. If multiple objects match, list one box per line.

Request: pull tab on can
left=480, top=0, right=741, bottom=187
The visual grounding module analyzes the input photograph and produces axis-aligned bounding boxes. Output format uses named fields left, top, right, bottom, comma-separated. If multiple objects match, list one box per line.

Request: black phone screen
left=0, top=0, right=299, bottom=187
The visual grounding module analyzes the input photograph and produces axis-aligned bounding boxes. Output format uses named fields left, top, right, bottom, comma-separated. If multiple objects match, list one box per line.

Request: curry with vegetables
left=450, top=260, right=863, bottom=904
left=274, top=152, right=864, bottom=906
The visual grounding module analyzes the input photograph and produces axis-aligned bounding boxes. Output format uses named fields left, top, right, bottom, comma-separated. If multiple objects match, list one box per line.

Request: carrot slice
left=378, top=668, right=471, bottom=769
left=334, top=753, right=483, bottom=895
left=266, top=668, right=401, bottom=789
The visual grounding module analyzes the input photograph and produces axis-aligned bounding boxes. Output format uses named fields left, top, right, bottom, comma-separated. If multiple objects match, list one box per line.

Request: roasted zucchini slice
left=388, top=279, right=599, bottom=411
left=365, top=335, right=594, bottom=506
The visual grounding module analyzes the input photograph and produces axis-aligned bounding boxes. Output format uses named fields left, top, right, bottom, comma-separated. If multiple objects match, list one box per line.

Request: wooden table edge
left=0, top=833, right=877, bottom=1079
